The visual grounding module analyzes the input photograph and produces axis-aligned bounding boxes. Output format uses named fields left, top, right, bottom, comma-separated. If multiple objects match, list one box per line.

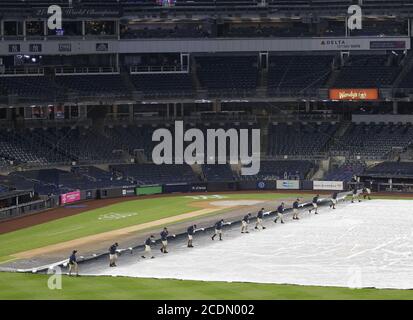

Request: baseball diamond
left=2, top=0, right=413, bottom=304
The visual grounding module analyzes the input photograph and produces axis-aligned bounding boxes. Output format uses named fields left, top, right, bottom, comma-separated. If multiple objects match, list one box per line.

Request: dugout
left=0, top=190, right=47, bottom=221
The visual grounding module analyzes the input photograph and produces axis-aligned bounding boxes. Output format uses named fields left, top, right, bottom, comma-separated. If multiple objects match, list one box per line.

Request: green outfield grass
left=0, top=193, right=312, bottom=263
left=1, top=272, right=413, bottom=300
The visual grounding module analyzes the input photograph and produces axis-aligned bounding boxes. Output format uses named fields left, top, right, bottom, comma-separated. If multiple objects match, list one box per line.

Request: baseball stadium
left=2, top=0, right=413, bottom=301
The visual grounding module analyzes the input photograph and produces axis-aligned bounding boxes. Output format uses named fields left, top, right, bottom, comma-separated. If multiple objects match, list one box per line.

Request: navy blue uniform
left=160, top=229, right=170, bottom=253
left=292, top=200, right=300, bottom=219
left=109, top=244, right=118, bottom=267
left=255, top=210, right=266, bottom=229
left=241, top=214, right=251, bottom=233
left=274, top=204, right=285, bottom=223
left=187, top=225, right=197, bottom=247
left=143, top=237, right=155, bottom=259
left=69, top=253, right=76, bottom=264
left=145, top=237, right=154, bottom=246
left=330, top=192, right=338, bottom=209
left=212, top=220, right=224, bottom=240
left=68, top=252, right=78, bottom=275
left=109, top=245, right=117, bottom=255
left=187, top=225, right=195, bottom=236
left=160, top=230, right=169, bottom=241
left=309, top=196, right=319, bottom=214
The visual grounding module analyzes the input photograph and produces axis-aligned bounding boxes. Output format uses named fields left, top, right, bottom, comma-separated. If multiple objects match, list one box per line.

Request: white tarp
left=89, top=200, right=413, bottom=289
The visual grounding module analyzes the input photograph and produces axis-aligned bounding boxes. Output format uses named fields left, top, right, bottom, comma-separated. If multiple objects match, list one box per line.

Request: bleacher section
left=130, top=73, right=194, bottom=97
left=71, top=166, right=133, bottom=188
left=332, top=54, right=400, bottom=88
left=0, top=128, right=124, bottom=167
left=0, top=129, right=67, bottom=165
left=202, top=164, right=235, bottom=182
left=32, top=127, right=124, bottom=163
left=105, top=125, right=156, bottom=160
left=111, top=163, right=199, bottom=185
left=267, top=55, right=334, bottom=96
left=363, top=161, right=413, bottom=177
left=195, top=56, right=258, bottom=96
left=0, top=76, right=61, bottom=101
left=55, top=75, right=130, bottom=98
left=237, top=160, right=315, bottom=181
left=2, top=52, right=413, bottom=102
left=323, top=161, right=366, bottom=182
left=330, top=123, right=413, bottom=159
left=267, top=122, right=339, bottom=156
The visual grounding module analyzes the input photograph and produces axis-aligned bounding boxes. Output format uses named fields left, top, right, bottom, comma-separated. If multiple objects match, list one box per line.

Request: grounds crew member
left=274, top=202, right=285, bottom=224
left=241, top=213, right=252, bottom=233
left=109, top=243, right=119, bottom=267
left=255, top=208, right=266, bottom=230
left=362, top=187, right=372, bottom=200
left=330, top=192, right=338, bottom=209
left=68, top=250, right=79, bottom=276
left=212, top=219, right=225, bottom=241
left=309, top=195, right=320, bottom=214
left=142, top=235, right=155, bottom=259
left=187, top=224, right=197, bottom=248
left=292, top=199, right=300, bottom=220
left=160, top=227, right=170, bottom=253
left=352, top=187, right=361, bottom=203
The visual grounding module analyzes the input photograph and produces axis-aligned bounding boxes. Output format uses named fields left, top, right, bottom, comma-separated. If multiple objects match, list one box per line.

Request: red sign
left=329, top=88, right=379, bottom=101
left=60, top=190, right=81, bottom=205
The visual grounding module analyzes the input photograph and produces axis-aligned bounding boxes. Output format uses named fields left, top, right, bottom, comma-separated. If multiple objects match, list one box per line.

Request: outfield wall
left=0, top=179, right=351, bottom=221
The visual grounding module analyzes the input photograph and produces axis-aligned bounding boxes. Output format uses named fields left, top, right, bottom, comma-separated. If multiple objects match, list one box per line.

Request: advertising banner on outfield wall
left=313, top=181, right=344, bottom=191
left=191, top=183, right=207, bottom=192
left=121, top=188, right=136, bottom=196
left=163, top=183, right=190, bottom=194
left=136, top=185, right=163, bottom=196
left=276, top=180, right=300, bottom=190
left=60, top=190, right=81, bottom=205
left=329, top=88, right=379, bottom=101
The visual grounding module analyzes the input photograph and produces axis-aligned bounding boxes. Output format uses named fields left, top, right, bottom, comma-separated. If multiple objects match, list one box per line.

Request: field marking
left=98, top=212, right=140, bottom=221
left=12, top=206, right=232, bottom=260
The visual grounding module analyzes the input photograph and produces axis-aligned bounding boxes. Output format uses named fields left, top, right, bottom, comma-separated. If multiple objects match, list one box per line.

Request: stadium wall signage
left=60, top=190, right=81, bottom=205
left=0, top=38, right=410, bottom=56
left=191, top=183, right=208, bottom=192
left=276, top=180, right=300, bottom=190
left=313, top=181, right=344, bottom=191
left=329, top=88, right=379, bottom=101
left=34, top=8, right=121, bottom=18
left=136, top=185, right=163, bottom=196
